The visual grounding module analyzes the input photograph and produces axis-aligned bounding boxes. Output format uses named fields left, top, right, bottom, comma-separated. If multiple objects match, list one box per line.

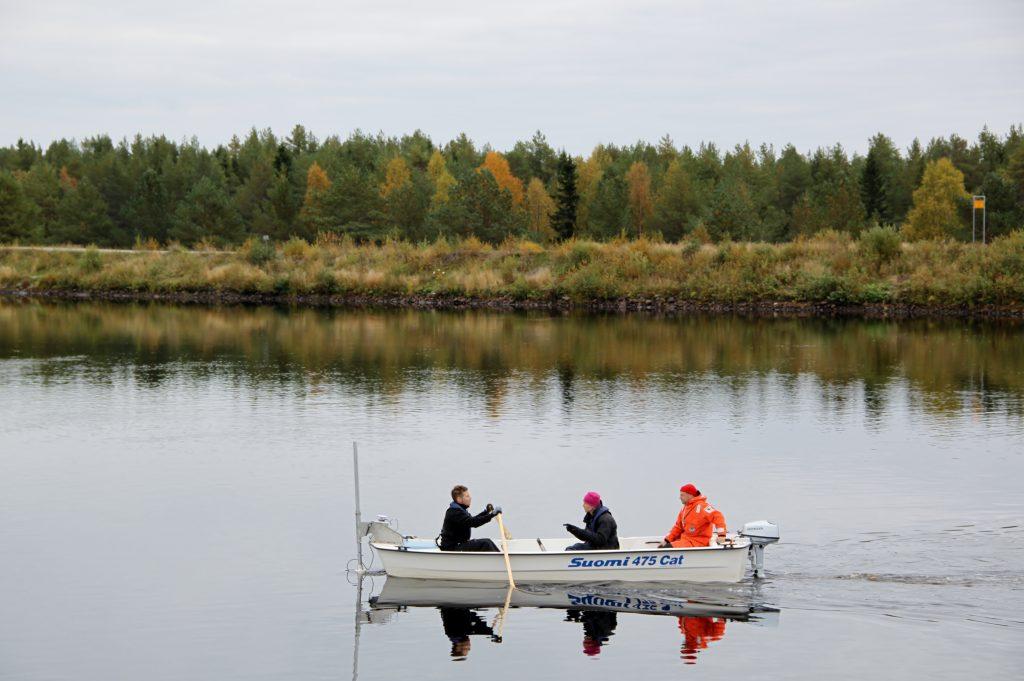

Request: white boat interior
left=394, top=534, right=751, bottom=553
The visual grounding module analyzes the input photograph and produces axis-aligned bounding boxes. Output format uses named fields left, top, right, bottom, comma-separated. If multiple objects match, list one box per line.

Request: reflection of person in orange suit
left=678, top=616, right=727, bottom=664
left=658, top=483, right=727, bottom=548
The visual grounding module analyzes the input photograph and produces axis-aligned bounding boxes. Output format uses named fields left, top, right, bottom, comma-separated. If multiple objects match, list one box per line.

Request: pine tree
left=552, top=152, right=578, bottom=240
left=429, top=170, right=525, bottom=243
left=651, top=159, right=697, bottom=241
left=19, top=163, right=60, bottom=239
left=587, top=170, right=627, bottom=239
left=323, top=166, right=385, bottom=241
left=234, top=159, right=276, bottom=236
left=706, top=176, right=758, bottom=241
left=1007, top=145, right=1024, bottom=200
left=169, top=176, right=242, bottom=245
left=54, top=178, right=120, bottom=246
left=123, top=167, right=172, bottom=242
left=0, top=172, right=37, bottom=241
left=267, top=170, right=298, bottom=239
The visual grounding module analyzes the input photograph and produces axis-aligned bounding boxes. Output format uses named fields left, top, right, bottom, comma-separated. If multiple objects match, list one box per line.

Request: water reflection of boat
left=371, top=577, right=765, bottom=619
left=365, top=577, right=778, bottom=663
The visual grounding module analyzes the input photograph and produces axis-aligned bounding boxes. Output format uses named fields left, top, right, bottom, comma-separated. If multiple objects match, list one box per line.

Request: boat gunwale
left=370, top=540, right=751, bottom=556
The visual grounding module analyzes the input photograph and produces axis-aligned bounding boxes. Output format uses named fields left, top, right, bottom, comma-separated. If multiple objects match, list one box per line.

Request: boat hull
left=371, top=537, right=751, bottom=583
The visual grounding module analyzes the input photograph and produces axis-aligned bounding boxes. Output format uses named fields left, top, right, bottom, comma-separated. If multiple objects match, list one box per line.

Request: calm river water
left=1, top=301, right=1022, bottom=680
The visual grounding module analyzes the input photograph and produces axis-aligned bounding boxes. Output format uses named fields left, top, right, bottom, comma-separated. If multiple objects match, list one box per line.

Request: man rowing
left=563, top=491, right=619, bottom=550
left=658, top=483, right=727, bottom=548
left=438, top=484, right=501, bottom=552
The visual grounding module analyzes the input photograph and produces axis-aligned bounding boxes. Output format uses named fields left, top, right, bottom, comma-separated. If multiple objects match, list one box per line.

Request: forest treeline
left=1, top=125, right=1022, bottom=247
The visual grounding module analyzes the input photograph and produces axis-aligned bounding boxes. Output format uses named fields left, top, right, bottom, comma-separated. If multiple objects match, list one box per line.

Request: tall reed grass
left=2, top=231, right=1023, bottom=308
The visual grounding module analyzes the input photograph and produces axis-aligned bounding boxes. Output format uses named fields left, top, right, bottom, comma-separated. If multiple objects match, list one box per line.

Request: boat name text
left=566, top=554, right=684, bottom=569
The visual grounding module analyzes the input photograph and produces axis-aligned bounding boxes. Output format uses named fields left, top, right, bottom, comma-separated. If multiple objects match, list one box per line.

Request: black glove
left=564, top=523, right=579, bottom=533
left=485, top=503, right=494, bottom=514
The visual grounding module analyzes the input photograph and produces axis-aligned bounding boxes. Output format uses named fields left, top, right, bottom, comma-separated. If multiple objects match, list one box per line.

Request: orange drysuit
left=664, top=495, right=726, bottom=548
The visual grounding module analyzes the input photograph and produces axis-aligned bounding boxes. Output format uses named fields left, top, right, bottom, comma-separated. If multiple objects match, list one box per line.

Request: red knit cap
left=679, top=484, right=699, bottom=496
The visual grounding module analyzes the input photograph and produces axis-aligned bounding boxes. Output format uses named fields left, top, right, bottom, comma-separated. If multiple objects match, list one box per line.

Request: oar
left=495, top=512, right=517, bottom=590
left=492, top=582, right=513, bottom=642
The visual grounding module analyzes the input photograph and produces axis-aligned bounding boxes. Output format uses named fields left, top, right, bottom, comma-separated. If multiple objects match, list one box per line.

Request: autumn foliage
left=903, top=158, right=969, bottom=241
left=380, top=157, right=411, bottom=198
left=479, top=151, right=524, bottom=205
left=1, top=125, right=1022, bottom=248
left=625, top=161, right=653, bottom=236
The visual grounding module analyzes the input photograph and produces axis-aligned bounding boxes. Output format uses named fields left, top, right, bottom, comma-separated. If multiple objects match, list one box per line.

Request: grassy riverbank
left=2, top=230, right=1024, bottom=315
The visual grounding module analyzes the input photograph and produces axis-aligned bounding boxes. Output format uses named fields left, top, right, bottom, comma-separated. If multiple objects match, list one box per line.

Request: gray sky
left=1, top=0, right=1021, bottom=155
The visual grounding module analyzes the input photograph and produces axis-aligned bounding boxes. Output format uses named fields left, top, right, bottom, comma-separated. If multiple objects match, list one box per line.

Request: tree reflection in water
left=1, top=301, right=1021, bottom=421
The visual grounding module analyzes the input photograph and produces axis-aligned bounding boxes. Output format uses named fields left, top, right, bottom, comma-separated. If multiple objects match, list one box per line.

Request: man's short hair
left=451, top=485, right=468, bottom=501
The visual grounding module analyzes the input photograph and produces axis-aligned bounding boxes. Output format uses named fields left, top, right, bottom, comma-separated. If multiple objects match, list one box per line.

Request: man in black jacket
left=439, top=485, right=500, bottom=551
left=564, top=491, right=619, bottom=550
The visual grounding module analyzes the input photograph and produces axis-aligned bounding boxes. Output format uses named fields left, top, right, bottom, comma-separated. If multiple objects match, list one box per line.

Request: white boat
left=348, top=444, right=779, bottom=585
left=367, top=523, right=779, bottom=584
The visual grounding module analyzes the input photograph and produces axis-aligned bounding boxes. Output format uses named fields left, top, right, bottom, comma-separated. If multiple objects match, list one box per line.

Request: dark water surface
left=1, top=301, right=1022, bottom=680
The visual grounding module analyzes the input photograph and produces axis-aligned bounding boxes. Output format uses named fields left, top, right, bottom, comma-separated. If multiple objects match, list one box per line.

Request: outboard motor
left=366, top=515, right=404, bottom=545
left=740, top=520, right=779, bottom=578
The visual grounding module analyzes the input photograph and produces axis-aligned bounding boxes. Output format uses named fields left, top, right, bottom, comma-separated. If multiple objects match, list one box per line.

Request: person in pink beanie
left=564, top=491, right=619, bottom=550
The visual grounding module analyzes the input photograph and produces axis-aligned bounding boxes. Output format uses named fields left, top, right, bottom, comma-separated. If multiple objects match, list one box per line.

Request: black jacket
left=440, top=607, right=495, bottom=642
left=567, top=505, right=619, bottom=549
left=439, top=501, right=495, bottom=549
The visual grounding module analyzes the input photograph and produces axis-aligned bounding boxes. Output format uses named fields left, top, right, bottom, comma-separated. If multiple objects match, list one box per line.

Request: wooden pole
left=353, top=442, right=364, bottom=572
left=495, top=512, right=516, bottom=590
left=495, top=583, right=514, bottom=642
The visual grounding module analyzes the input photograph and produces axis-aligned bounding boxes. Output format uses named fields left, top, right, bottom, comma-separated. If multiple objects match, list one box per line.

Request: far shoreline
left=3, top=288, right=1022, bottom=321
left=3, top=233, right=1023, bottom=321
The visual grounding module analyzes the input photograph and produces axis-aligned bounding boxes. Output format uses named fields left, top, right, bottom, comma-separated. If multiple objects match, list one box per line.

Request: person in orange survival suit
left=658, top=483, right=727, bottom=548
left=678, top=616, right=727, bottom=664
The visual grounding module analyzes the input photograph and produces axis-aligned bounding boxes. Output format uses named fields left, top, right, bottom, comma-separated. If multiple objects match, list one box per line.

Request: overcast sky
left=1, top=0, right=1021, bottom=155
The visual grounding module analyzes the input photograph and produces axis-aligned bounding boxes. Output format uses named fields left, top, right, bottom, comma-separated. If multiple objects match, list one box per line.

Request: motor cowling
left=740, top=520, right=779, bottom=545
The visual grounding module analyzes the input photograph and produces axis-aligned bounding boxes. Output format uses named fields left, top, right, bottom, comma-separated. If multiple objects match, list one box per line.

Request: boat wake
left=832, top=572, right=1024, bottom=587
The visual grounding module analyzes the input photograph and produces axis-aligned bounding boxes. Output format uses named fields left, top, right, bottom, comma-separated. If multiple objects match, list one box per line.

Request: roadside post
left=972, top=195, right=986, bottom=243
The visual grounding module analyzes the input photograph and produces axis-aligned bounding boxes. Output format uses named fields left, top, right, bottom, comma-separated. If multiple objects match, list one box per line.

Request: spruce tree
left=552, top=152, right=578, bottom=240
left=861, top=147, right=885, bottom=222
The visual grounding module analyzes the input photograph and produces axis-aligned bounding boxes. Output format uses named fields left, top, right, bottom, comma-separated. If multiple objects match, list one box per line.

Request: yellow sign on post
left=972, top=195, right=987, bottom=243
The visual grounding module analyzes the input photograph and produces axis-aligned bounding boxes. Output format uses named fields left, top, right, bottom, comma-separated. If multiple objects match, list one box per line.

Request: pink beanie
left=583, top=491, right=602, bottom=507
